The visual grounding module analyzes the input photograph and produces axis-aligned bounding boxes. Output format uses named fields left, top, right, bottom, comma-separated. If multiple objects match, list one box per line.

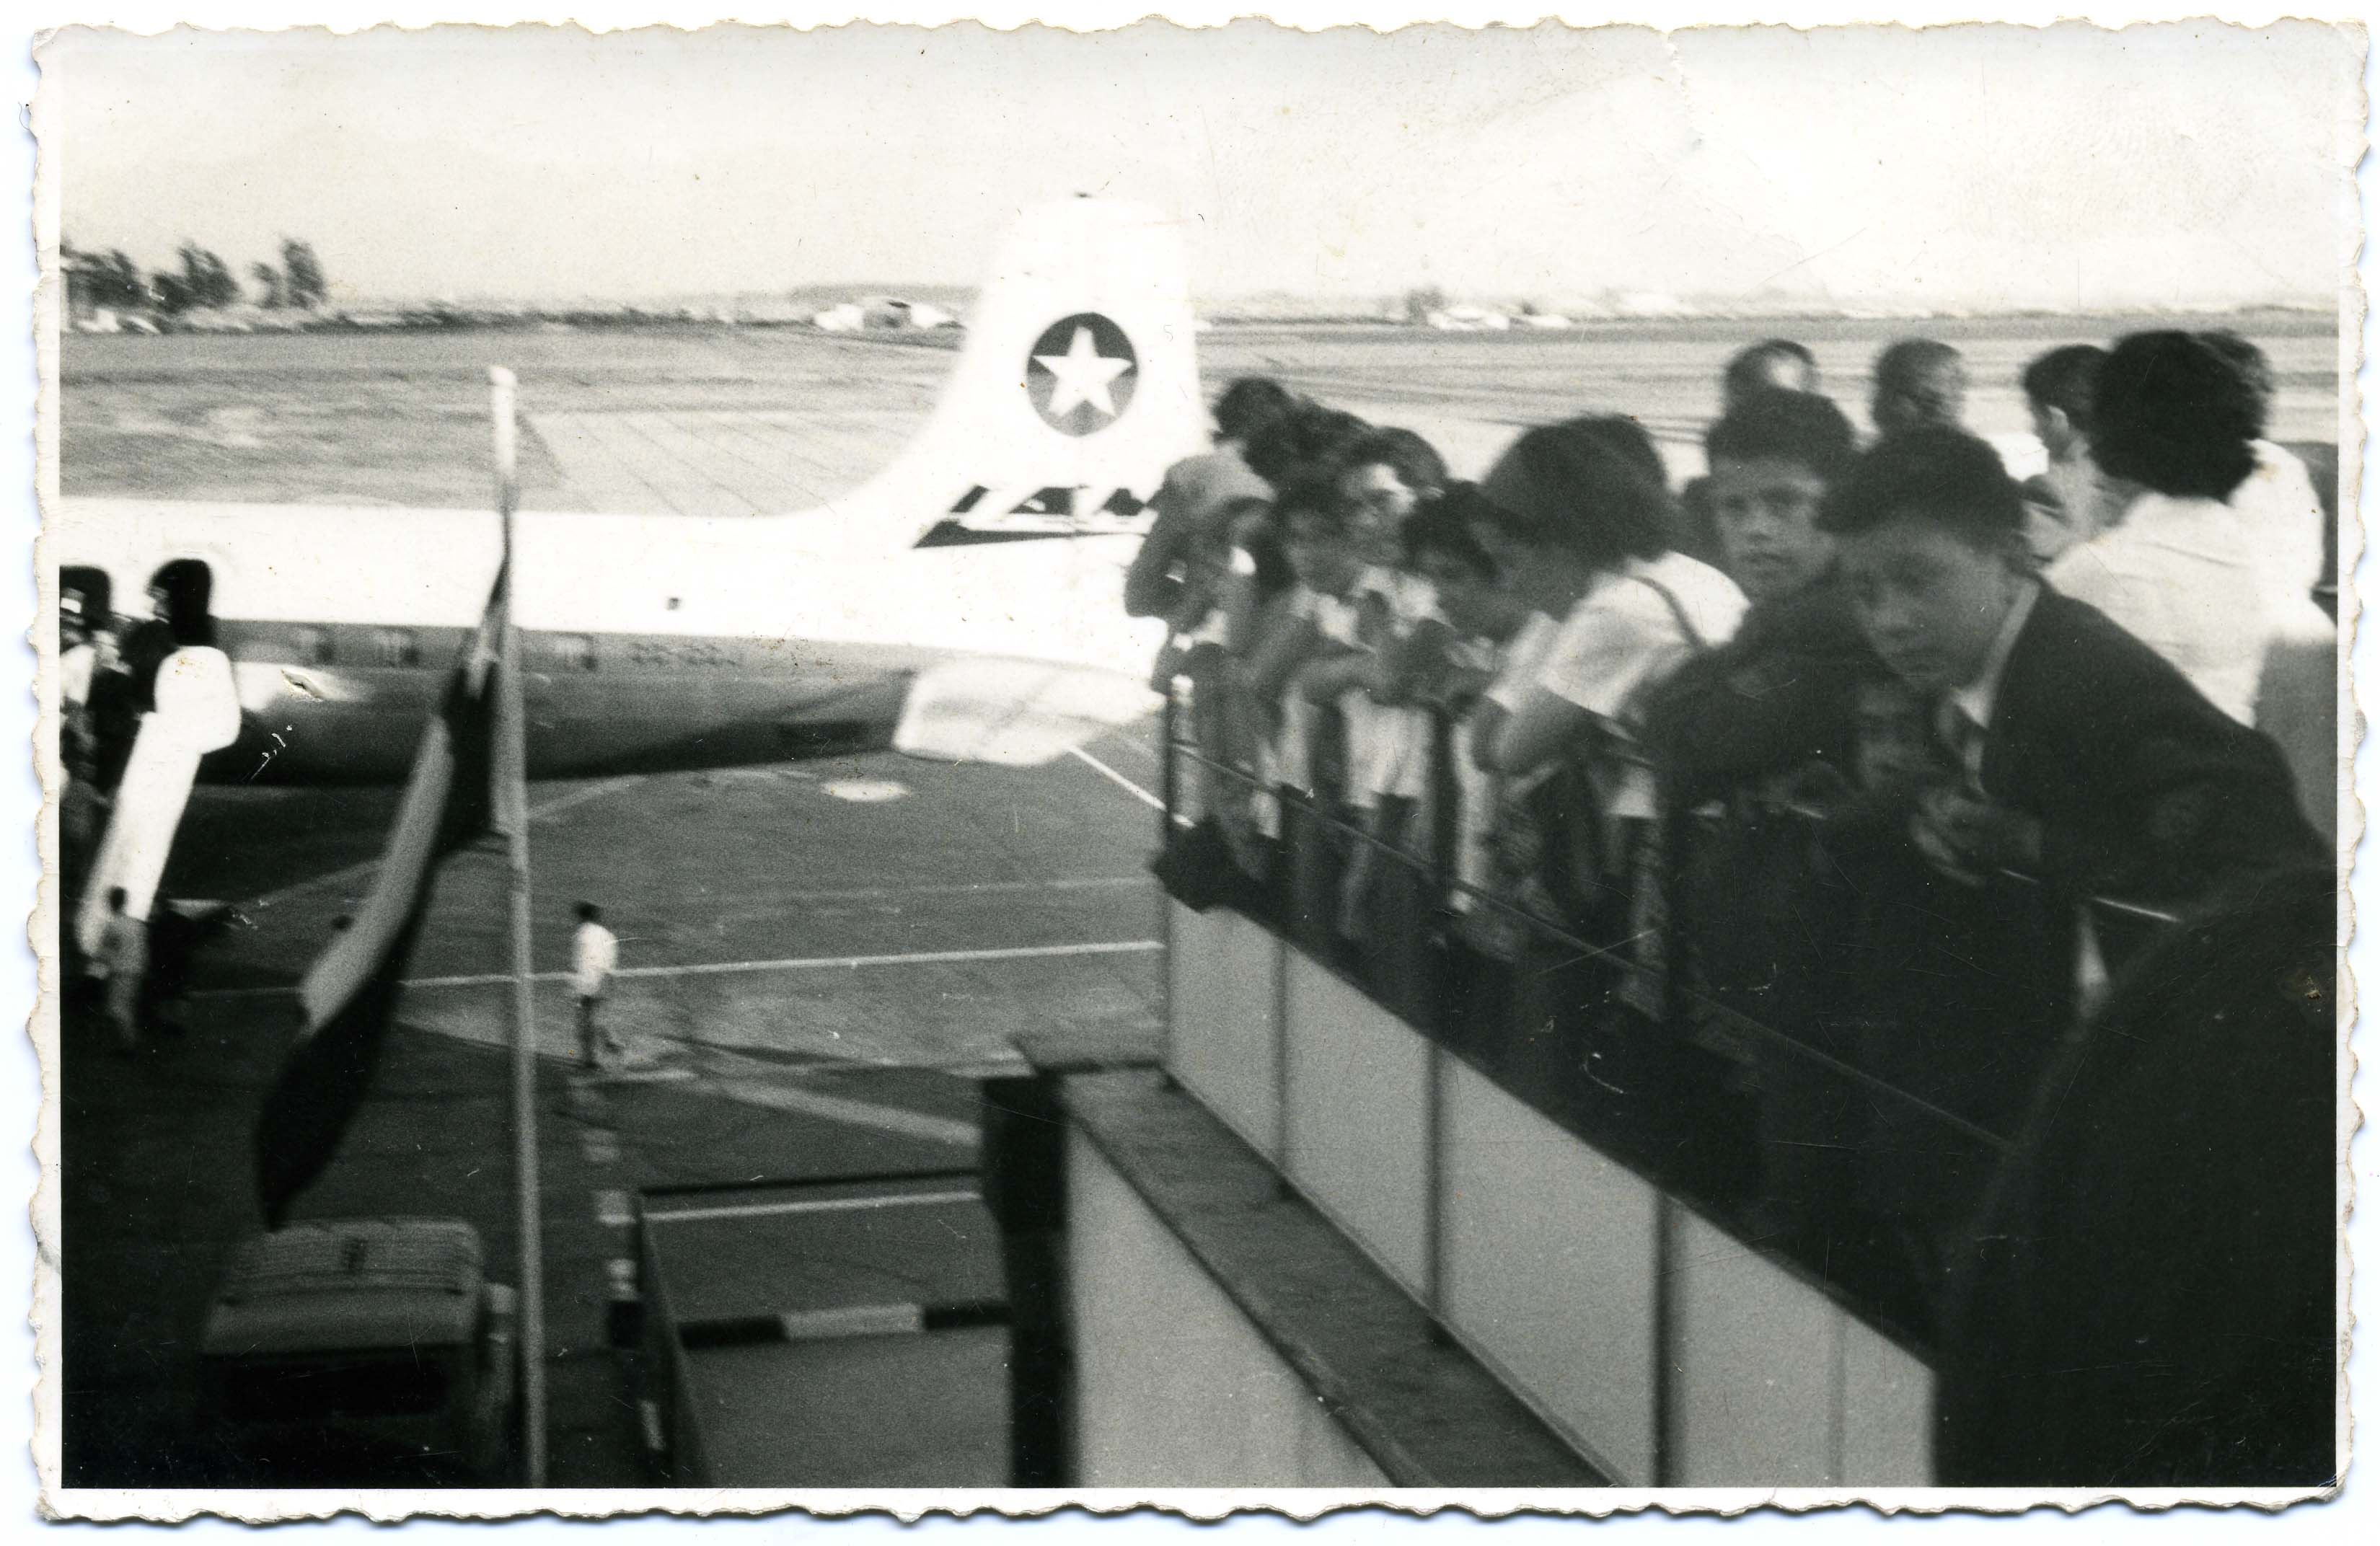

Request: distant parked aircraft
left=1424, top=304, right=1511, bottom=332
left=814, top=296, right=962, bottom=332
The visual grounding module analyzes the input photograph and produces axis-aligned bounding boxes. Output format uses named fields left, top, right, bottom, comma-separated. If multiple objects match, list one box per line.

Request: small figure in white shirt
left=572, top=901, right=622, bottom=1070
left=94, top=886, right=147, bottom=1055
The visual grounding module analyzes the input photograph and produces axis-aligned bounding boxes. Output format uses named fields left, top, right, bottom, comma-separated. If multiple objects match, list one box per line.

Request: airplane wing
left=892, top=656, right=1158, bottom=768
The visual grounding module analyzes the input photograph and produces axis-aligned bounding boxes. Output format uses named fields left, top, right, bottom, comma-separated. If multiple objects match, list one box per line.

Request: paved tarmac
left=61, top=720, right=1168, bottom=1489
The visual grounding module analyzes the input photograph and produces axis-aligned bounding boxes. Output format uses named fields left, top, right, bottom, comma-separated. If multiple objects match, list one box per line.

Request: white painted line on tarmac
left=821, top=777, right=911, bottom=803
left=1067, top=746, right=1164, bottom=811
left=1090, top=725, right=1163, bottom=764
left=645, top=1188, right=979, bottom=1226
left=526, top=773, right=649, bottom=822
left=609, top=937, right=1163, bottom=981
left=242, top=854, right=382, bottom=912
left=707, top=1078, right=980, bottom=1148
left=587, top=1066, right=697, bottom=1085
left=192, top=937, right=1163, bottom=1001
left=719, top=875, right=1150, bottom=911
left=594, top=1188, right=635, bottom=1227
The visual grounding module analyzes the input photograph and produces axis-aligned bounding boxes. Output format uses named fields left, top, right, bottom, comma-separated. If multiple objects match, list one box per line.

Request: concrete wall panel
left=1438, top=1059, right=1660, bottom=1484
left=1165, top=901, right=1282, bottom=1160
left=1282, top=953, right=1432, bottom=1295
left=1669, top=1209, right=1838, bottom=1485
left=1840, top=1315, right=1936, bottom=1484
left=1067, top=1129, right=1385, bottom=1488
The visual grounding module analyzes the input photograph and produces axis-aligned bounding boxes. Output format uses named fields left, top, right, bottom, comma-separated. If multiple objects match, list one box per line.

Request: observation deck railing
left=1150, top=686, right=2175, bottom=1485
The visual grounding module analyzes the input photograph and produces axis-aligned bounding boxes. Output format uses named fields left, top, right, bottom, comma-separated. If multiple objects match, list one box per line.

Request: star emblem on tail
left=1026, top=312, right=1137, bottom=436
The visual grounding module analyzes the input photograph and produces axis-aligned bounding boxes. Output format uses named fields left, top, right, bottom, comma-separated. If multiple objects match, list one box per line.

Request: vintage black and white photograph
left=27, top=12, right=2361, bottom=1517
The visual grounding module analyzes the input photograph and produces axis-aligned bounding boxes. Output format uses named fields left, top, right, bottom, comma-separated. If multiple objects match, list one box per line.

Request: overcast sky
left=45, top=19, right=2359, bottom=309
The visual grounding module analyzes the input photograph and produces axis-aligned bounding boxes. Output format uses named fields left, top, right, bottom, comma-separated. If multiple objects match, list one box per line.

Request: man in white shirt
left=572, top=901, right=622, bottom=1069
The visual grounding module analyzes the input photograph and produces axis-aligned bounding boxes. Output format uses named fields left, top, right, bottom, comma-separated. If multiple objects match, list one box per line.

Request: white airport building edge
left=988, top=818, right=1934, bottom=1491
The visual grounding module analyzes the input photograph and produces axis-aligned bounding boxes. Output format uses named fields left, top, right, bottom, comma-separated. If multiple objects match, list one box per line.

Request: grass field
left=60, top=312, right=2342, bottom=510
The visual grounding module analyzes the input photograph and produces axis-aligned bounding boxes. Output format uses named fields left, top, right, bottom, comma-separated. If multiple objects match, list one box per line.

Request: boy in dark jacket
left=1644, top=387, right=1870, bottom=808
left=1758, top=428, right=2320, bottom=1326
left=1819, top=426, right=2323, bottom=939
left=1640, top=389, right=1874, bottom=1248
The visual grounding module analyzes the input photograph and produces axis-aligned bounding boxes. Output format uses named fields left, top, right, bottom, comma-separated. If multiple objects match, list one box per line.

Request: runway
left=529, top=408, right=912, bottom=516
left=61, top=316, right=2340, bottom=511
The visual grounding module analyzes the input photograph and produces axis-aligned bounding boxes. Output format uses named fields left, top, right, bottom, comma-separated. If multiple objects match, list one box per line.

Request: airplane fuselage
left=55, top=498, right=1162, bottom=782
left=209, top=619, right=926, bottom=781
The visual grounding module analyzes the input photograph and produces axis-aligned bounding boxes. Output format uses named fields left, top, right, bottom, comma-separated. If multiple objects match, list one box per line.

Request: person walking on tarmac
left=94, top=887, right=148, bottom=1055
left=573, top=902, right=622, bottom=1070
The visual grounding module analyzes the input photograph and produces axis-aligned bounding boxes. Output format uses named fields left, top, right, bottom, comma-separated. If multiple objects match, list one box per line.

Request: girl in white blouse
left=1471, top=417, right=1747, bottom=791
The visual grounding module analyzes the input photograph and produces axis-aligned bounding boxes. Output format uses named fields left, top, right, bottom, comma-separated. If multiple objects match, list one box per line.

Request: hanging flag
left=252, top=565, right=508, bottom=1229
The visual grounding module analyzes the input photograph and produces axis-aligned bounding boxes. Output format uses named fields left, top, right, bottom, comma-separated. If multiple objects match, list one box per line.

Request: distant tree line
left=63, top=237, right=328, bottom=316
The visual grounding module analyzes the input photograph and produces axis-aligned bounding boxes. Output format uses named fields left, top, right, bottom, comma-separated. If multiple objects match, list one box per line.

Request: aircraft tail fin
left=798, top=198, right=1207, bottom=552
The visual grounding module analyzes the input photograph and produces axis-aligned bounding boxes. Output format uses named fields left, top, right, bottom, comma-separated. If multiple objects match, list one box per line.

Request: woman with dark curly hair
left=2047, top=330, right=2276, bottom=723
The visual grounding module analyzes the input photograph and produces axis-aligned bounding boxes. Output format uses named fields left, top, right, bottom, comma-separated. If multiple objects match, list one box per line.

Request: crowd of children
left=1138, top=330, right=2332, bottom=1323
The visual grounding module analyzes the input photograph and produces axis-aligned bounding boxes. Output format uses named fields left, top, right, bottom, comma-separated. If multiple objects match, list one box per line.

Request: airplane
left=53, top=197, right=1204, bottom=782
left=51, top=197, right=1206, bottom=946
left=814, top=297, right=962, bottom=333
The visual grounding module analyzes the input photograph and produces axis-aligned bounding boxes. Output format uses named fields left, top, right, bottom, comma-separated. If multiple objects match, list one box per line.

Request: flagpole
left=490, top=366, right=547, bottom=1487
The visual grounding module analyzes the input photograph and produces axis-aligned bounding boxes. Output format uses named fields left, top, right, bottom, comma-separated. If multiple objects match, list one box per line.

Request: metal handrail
left=1166, top=734, right=1646, bottom=968
left=1153, top=686, right=2178, bottom=1153
left=1678, top=990, right=2013, bottom=1154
